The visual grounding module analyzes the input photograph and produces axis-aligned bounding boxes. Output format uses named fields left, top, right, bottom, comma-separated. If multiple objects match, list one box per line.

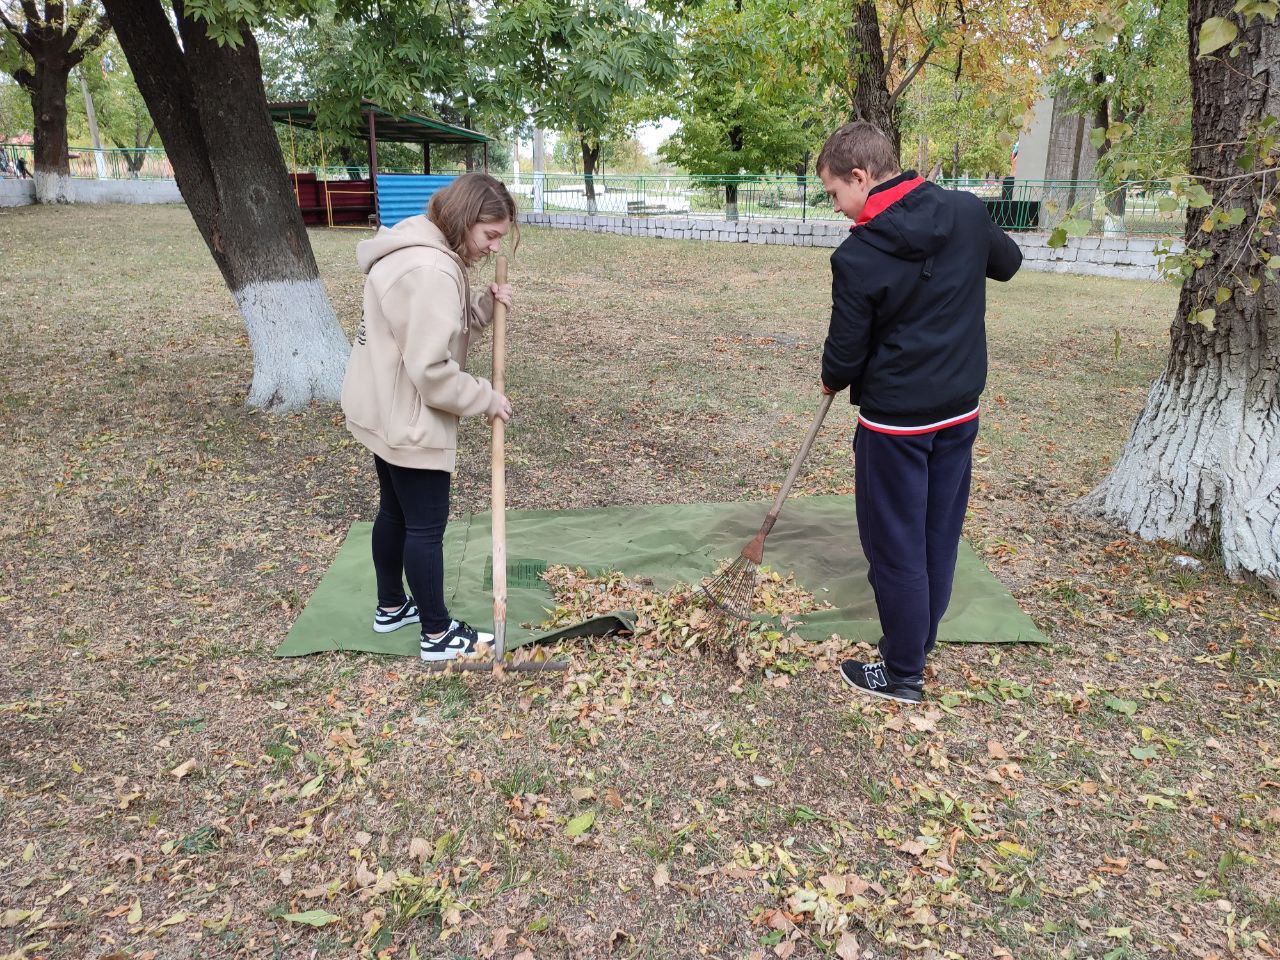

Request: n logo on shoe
left=864, top=665, right=888, bottom=689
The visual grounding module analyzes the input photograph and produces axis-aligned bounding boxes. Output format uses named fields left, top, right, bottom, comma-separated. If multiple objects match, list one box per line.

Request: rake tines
left=697, top=392, right=836, bottom=627
left=699, top=553, right=759, bottom=624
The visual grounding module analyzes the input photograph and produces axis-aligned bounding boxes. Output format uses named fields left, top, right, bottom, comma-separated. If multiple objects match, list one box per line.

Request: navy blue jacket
left=821, top=171, right=1023, bottom=431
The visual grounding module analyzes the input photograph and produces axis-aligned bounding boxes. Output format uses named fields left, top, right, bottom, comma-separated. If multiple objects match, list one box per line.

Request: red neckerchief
left=853, top=175, right=925, bottom=228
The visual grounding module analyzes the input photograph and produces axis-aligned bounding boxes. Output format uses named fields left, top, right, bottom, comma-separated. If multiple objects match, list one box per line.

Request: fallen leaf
left=752, top=775, right=774, bottom=788
left=759, top=908, right=795, bottom=932
left=0, top=910, right=31, bottom=929
left=169, top=759, right=198, bottom=780
left=835, top=931, right=860, bottom=960
left=281, top=909, right=342, bottom=927
left=408, top=837, right=430, bottom=862
left=899, top=839, right=927, bottom=857
left=353, top=830, right=373, bottom=847
left=987, top=740, right=1008, bottom=760
left=127, top=901, right=142, bottom=924
left=604, top=788, right=623, bottom=809
left=570, top=787, right=595, bottom=802
left=355, top=861, right=377, bottom=888
left=481, top=926, right=515, bottom=959
left=1145, top=858, right=1169, bottom=871
left=819, top=873, right=846, bottom=896
left=1104, top=696, right=1138, bottom=716
left=908, top=709, right=943, bottom=732
left=607, top=928, right=630, bottom=950
left=652, top=864, right=670, bottom=889
left=565, top=810, right=595, bottom=837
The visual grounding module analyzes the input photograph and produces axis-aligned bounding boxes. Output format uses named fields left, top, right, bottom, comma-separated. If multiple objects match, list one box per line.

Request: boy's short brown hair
left=816, top=121, right=901, bottom=180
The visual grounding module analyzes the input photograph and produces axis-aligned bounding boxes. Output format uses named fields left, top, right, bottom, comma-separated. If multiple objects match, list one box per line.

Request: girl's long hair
left=427, top=173, right=519, bottom=262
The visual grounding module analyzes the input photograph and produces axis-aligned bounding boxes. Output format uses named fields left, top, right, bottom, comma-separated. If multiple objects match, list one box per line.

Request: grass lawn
left=1, top=203, right=1277, bottom=960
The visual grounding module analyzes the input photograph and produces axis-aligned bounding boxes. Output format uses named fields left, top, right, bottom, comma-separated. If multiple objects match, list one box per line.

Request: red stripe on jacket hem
left=857, top=406, right=980, bottom=436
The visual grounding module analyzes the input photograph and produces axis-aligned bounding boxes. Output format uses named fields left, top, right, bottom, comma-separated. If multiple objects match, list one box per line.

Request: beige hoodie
left=341, top=216, right=503, bottom=472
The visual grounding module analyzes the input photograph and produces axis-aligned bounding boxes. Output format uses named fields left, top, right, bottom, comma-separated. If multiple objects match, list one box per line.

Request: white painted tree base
left=34, top=172, right=73, bottom=204
left=1077, top=363, right=1280, bottom=596
left=234, top=278, right=351, bottom=412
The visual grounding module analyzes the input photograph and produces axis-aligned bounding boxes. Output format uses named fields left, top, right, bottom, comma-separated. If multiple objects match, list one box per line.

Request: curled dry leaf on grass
left=537, top=564, right=835, bottom=670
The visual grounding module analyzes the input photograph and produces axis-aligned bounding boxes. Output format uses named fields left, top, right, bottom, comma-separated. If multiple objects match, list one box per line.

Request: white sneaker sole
left=420, top=634, right=494, bottom=662
left=373, top=614, right=420, bottom=634
left=839, top=668, right=922, bottom=704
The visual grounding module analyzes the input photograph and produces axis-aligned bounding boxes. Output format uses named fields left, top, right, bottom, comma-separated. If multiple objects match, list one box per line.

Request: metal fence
left=935, top=178, right=1184, bottom=237
left=503, top=172, right=1184, bottom=236
left=0, top=143, right=173, bottom=180
left=0, top=143, right=1185, bottom=237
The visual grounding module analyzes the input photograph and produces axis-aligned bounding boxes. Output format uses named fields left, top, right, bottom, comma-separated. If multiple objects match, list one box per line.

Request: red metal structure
left=268, top=100, right=492, bottom=227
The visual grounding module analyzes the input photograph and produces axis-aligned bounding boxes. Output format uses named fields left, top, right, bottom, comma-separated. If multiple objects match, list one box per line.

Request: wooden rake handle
left=490, top=256, right=508, bottom=672
left=764, top=391, right=835, bottom=528
left=741, top=392, right=834, bottom=565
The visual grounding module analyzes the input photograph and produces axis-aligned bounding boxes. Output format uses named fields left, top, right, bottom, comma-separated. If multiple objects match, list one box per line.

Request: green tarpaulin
left=276, top=496, right=1045, bottom=658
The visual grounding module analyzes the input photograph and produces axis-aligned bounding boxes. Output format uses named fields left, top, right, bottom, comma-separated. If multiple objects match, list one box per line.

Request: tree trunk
left=847, top=0, right=898, bottom=150
left=580, top=134, right=599, bottom=215
left=1093, top=82, right=1127, bottom=223
left=8, top=5, right=108, bottom=203
left=102, top=0, right=350, bottom=411
left=1077, top=2, right=1280, bottom=593
left=725, top=124, right=744, bottom=220
left=464, top=114, right=477, bottom=172
left=31, top=59, right=73, bottom=202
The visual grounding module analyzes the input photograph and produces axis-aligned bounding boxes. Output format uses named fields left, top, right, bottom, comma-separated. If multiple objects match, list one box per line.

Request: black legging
left=372, top=455, right=452, bottom=634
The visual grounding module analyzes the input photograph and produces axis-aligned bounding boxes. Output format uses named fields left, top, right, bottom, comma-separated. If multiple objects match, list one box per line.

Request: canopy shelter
left=269, top=100, right=494, bottom=226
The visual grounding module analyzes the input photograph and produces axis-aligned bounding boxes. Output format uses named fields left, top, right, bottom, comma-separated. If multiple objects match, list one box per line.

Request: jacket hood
left=854, top=178, right=953, bottom=262
left=356, top=215, right=467, bottom=275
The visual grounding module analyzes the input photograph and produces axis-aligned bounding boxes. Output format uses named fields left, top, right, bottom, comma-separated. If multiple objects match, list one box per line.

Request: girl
left=341, top=173, right=517, bottom=662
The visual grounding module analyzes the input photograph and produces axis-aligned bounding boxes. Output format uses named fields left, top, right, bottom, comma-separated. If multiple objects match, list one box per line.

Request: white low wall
left=1014, top=232, right=1182, bottom=281
left=0, top=177, right=181, bottom=206
left=0, top=179, right=34, bottom=206
left=519, top=211, right=1183, bottom=282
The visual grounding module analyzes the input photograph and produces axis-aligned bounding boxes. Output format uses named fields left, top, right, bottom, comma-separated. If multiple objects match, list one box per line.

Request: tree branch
left=888, top=42, right=935, bottom=112
left=884, top=0, right=910, bottom=68
left=19, top=1, right=40, bottom=26
left=13, top=64, right=35, bottom=90
left=0, top=6, right=35, bottom=53
left=68, top=0, right=96, bottom=33
left=68, top=10, right=109, bottom=64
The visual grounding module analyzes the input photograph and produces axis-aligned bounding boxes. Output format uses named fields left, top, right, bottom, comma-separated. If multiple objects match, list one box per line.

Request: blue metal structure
left=375, top=174, right=459, bottom=227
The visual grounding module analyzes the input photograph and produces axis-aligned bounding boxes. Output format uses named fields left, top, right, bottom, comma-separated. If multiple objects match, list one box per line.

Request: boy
left=817, top=121, right=1023, bottom=704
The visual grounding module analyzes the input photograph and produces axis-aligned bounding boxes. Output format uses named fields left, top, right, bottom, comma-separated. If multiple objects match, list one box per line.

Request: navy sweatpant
left=854, top=417, right=979, bottom=677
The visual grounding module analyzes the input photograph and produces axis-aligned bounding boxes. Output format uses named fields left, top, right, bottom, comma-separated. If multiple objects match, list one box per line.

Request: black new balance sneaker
left=840, top=659, right=925, bottom=704
left=374, top=598, right=420, bottom=634
left=420, top=620, right=495, bottom=662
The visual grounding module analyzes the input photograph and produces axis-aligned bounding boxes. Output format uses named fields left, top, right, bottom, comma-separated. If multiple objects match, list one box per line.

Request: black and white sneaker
left=374, top=598, right=420, bottom=634
left=840, top=659, right=925, bottom=704
left=420, top=620, right=495, bottom=662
